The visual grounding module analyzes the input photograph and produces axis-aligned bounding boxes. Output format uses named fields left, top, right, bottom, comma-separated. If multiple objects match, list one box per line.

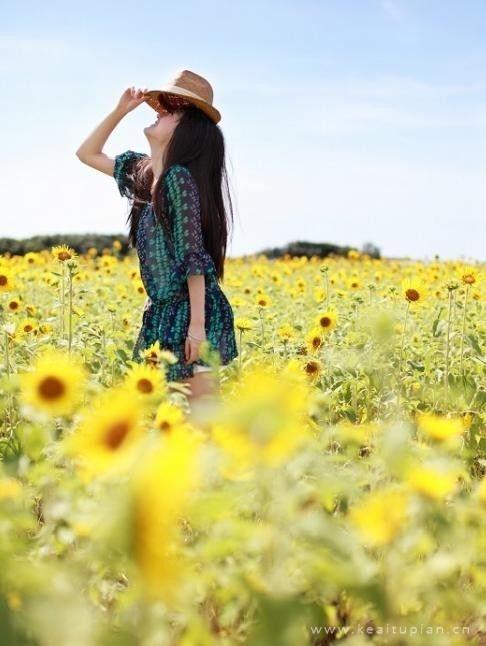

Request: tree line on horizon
left=0, top=235, right=381, bottom=259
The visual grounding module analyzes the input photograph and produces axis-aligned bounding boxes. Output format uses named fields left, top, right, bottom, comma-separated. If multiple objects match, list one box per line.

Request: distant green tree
left=0, top=234, right=131, bottom=256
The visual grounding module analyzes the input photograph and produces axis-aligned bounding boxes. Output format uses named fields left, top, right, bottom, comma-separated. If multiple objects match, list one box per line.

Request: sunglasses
left=157, top=92, right=193, bottom=114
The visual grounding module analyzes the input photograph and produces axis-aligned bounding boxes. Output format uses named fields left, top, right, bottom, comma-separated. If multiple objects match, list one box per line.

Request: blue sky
left=1, top=0, right=485, bottom=260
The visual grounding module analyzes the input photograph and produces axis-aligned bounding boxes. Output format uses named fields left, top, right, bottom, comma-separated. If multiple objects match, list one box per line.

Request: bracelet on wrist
left=188, top=331, right=205, bottom=341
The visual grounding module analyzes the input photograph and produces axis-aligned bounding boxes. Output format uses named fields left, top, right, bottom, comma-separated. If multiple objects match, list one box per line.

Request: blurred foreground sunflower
left=416, top=412, right=465, bottom=443
left=123, top=362, right=167, bottom=403
left=130, top=427, right=202, bottom=604
left=348, top=486, right=410, bottom=547
left=19, top=348, right=87, bottom=417
left=212, top=362, right=312, bottom=474
left=406, top=463, right=462, bottom=501
left=63, top=387, right=146, bottom=480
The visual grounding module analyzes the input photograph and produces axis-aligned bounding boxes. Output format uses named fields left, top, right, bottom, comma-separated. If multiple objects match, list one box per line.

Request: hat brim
left=143, top=89, right=221, bottom=124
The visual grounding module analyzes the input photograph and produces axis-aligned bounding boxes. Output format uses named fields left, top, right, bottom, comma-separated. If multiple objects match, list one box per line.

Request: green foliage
left=0, top=234, right=131, bottom=256
left=258, top=240, right=381, bottom=259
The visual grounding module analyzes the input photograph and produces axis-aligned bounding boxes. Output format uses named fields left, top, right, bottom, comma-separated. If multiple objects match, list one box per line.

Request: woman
left=75, top=70, right=238, bottom=405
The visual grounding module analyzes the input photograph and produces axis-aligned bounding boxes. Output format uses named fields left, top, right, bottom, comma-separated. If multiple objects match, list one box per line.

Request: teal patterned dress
left=113, top=150, right=238, bottom=382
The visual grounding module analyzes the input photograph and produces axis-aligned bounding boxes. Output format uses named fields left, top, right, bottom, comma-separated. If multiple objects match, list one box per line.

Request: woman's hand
left=185, top=323, right=207, bottom=364
left=116, top=87, right=149, bottom=114
left=76, top=86, right=149, bottom=172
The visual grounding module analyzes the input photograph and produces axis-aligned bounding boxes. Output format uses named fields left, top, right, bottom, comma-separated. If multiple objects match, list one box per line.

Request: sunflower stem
left=444, top=288, right=454, bottom=396
left=68, top=266, right=74, bottom=354
left=60, top=260, right=66, bottom=340
left=4, top=330, right=12, bottom=433
left=459, top=284, right=469, bottom=376
left=397, top=300, right=410, bottom=413
left=238, top=329, right=243, bottom=374
left=352, top=373, right=359, bottom=422
left=4, top=329, right=10, bottom=380
left=101, top=329, right=106, bottom=384
left=258, top=307, right=265, bottom=346
left=272, top=331, right=277, bottom=370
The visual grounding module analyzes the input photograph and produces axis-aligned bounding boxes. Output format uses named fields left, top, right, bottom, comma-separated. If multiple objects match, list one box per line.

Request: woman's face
left=143, top=109, right=182, bottom=144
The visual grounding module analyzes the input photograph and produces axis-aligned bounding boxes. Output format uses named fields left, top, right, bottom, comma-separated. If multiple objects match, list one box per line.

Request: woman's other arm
left=75, top=87, right=147, bottom=176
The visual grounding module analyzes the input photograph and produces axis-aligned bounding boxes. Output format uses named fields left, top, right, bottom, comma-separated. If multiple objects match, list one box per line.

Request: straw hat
left=143, top=69, right=221, bottom=124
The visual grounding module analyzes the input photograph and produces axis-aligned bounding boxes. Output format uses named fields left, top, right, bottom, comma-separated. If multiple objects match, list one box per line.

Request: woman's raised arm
left=75, top=87, right=147, bottom=176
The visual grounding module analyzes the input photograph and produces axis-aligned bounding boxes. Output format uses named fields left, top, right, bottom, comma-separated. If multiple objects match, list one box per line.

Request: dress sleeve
left=165, top=165, right=217, bottom=281
left=113, top=150, right=148, bottom=199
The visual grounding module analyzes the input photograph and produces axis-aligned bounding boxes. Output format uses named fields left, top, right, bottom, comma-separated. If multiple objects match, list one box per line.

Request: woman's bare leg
left=185, top=371, right=219, bottom=425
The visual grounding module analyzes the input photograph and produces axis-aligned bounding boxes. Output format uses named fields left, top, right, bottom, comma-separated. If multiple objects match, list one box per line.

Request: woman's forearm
left=75, top=106, right=128, bottom=159
left=187, top=275, right=206, bottom=327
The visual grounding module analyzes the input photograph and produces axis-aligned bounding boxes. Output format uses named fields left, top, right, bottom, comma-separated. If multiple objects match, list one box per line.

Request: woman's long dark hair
left=124, top=105, right=235, bottom=282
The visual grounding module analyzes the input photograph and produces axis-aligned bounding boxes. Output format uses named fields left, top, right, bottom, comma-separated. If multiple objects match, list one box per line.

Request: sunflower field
left=0, top=244, right=484, bottom=645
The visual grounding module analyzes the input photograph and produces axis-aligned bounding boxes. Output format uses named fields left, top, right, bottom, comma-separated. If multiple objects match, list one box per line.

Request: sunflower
left=255, top=293, right=271, bottom=308
left=305, top=326, right=324, bottom=353
left=0, top=268, right=15, bottom=292
left=130, top=427, right=201, bottom=603
left=270, top=271, right=282, bottom=285
left=141, top=341, right=178, bottom=369
left=101, top=255, right=117, bottom=269
left=416, top=412, right=465, bottom=443
left=134, top=279, right=146, bottom=296
left=154, top=401, right=188, bottom=433
left=303, top=359, right=322, bottom=381
left=211, top=362, right=311, bottom=474
left=7, top=298, right=21, bottom=313
left=19, top=348, right=87, bottom=416
left=0, top=477, right=22, bottom=501
left=123, top=362, right=167, bottom=402
left=63, top=387, right=145, bottom=480
left=336, top=419, right=381, bottom=446
left=457, top=264, right=479, bottom=286
left=16, top=318, right=39, bottom=337
left=401, top=276, right=428, bottom=306
left=406, top=463, right=460, bottom=501
left=347, top=276, right=361, bottom=290
left=38, top=322, right=54, bottom=335
left=24, top=252, right=39, bottom=265
left=348, top=486, right=410, bottom=547
left=51, top=244, right=77, bottom=262
left=313, top=287, right=326, bottom=303
left=235, top=317, right=254, bottom=332
left=141, top=340, right=163, bottom=366
left=314, top=308, right=338, bottom=333
left=277, top=324, right=296, bottom=342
